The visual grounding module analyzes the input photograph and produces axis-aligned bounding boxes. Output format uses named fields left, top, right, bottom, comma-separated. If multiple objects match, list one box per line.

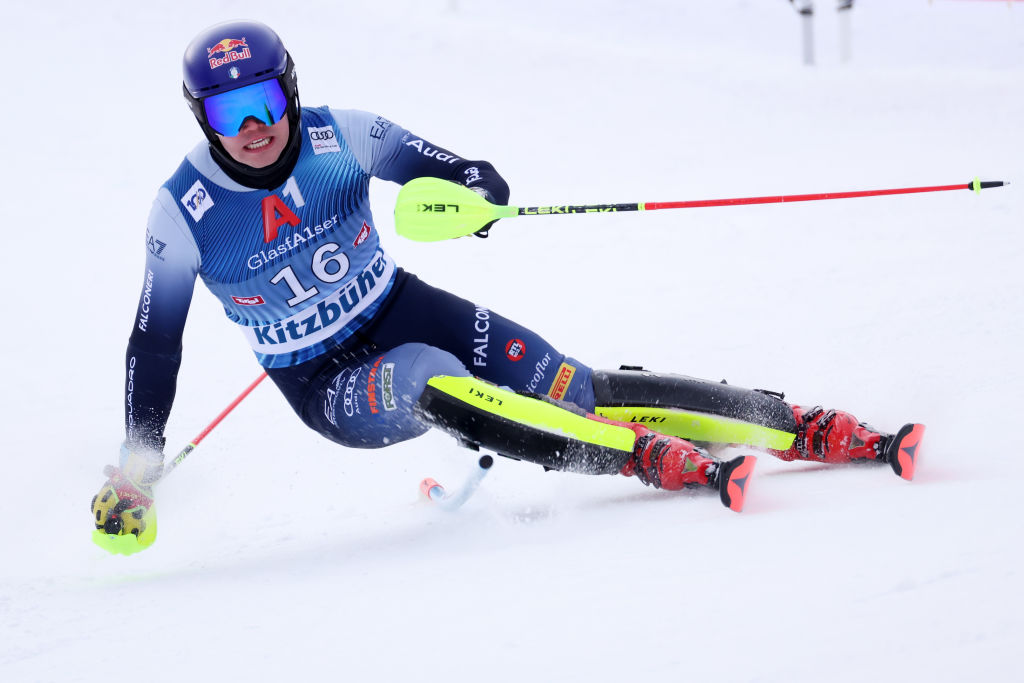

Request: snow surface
left=2, top=1, right=1022, bottom=681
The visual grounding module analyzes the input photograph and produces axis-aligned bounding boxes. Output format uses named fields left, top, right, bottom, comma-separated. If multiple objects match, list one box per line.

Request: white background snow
left=2, top=1, right=1021, bottom=681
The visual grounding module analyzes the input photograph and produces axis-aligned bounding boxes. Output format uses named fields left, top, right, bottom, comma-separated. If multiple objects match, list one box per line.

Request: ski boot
left=771, top=406, right=924, bottom=481
left=611, top=419, right=757, bottom=512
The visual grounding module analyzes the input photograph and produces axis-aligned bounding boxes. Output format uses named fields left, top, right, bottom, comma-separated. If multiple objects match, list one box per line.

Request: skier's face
left=217, top=116, right=290, bottom=169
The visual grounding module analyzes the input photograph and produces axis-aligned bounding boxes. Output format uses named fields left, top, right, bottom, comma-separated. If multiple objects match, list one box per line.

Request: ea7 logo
left=146, top=231, right=167, bottom=259
left=181, top=180, right=213, bottom=221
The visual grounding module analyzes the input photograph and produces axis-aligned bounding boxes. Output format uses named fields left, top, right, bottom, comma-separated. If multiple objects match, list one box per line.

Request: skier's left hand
left=469, top=186, right=498, bottom=238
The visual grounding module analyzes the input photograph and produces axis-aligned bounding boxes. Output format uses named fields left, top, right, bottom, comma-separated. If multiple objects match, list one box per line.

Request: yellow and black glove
left=91, top=447, right=162, bottom=554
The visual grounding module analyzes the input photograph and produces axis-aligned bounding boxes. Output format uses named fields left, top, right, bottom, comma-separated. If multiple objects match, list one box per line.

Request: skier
left=92, top=21, right=923, bottom=544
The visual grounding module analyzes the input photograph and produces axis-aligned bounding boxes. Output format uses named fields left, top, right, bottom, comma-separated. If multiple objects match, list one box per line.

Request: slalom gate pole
left=794, top=0, right=815, bottom=66
left=838, top=0, right=853, bottom=63
left=393, top=177, right=1009, bottom=242
left=161, top=372, right=269, bottom=479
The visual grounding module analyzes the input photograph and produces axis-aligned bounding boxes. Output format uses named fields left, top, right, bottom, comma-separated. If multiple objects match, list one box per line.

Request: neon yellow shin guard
left=416, top=375, right=635, bottom=474
left=592, top=368, right=799, bottom=450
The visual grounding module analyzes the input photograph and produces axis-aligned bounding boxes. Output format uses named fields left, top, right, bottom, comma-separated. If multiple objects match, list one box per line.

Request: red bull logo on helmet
left=207, top=37, right=251, bottom=69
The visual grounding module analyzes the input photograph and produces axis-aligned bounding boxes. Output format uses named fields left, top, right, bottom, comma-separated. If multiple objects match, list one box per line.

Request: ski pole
left=393, top=177, right=1009, bottom=242
left=161, top=371, right=269, bottom=479
left=94, top=372, right=269, bottom=555
left=420, top=455, right=494, bottom=511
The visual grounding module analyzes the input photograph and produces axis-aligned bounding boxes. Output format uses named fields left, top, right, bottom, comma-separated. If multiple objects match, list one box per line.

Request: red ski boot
left=771, top=406, right=924, bottom=481
left=603, top=418, right=757, bottom=512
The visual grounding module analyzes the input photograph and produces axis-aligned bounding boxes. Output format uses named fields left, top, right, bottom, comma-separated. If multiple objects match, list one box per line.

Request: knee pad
left=316, top=344, right=470, bottom=449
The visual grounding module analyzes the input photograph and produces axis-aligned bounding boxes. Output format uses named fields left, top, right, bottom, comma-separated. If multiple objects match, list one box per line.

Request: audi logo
left=310, top=129, right=335, bottom=141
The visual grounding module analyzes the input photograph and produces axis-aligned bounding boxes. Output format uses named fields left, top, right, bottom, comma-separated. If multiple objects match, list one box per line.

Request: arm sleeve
left=332, top=109, right=510, bottom=204
left=124, top=189, right=201, bottom=450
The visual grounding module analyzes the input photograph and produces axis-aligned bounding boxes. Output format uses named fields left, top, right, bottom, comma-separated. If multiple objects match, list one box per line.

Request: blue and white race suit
left=126, top=107, right=594, bottom=450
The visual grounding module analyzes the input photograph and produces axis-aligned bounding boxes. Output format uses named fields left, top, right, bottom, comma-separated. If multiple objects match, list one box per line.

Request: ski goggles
left=202, top=78, right=288, bottom=136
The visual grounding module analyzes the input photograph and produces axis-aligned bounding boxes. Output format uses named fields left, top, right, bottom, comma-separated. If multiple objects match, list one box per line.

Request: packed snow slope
left=2, top=1, right=1021, bottom=681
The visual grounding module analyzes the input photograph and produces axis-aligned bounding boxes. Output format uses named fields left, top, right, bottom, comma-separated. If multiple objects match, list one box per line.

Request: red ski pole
left=641, top=179, right=1008, bottom=211
left=161, top=372, right=268, bottom=479
left=94, top=372, right=269, bottom=555
left=514, top=178, right=1010, bottom=215
left=395, top=177, right=1010, bottom=242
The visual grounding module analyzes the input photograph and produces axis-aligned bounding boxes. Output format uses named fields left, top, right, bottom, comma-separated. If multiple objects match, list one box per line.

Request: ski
left=884, top=423, right=925, bottom=481
left=715, top=455, right=757, bottom=512
left=420, top=454, right=494, bottom=510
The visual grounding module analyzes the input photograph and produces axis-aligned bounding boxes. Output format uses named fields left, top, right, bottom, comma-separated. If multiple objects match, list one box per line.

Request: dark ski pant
left=266, top=269, right=596, bottom=448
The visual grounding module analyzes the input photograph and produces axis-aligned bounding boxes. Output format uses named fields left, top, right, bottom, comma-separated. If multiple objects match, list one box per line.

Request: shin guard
left=592, top=367, right=798, bottom=450
left=415, top=375, right=635, bottom=474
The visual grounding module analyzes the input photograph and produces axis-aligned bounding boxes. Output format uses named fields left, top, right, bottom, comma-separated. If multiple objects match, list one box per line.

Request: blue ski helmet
left=182, top=20, right=298, bottom=137
left=181, top=21, right=302, bottom=188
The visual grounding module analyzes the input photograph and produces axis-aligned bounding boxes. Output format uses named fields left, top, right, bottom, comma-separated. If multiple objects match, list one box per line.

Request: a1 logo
left=262, top=176, right=305, bottom=242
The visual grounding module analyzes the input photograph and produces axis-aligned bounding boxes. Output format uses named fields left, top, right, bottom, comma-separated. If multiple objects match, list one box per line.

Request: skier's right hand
left=91, top=447, right=162, bottom=538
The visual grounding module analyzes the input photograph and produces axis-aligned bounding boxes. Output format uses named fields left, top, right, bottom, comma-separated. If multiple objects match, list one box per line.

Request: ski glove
left=469, top=186, right=498, bottom=238
left=91, top=447, right=162, bottom=538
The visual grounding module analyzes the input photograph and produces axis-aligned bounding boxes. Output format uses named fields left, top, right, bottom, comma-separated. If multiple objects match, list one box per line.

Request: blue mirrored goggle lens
left=203, top=79, right=288, bottom=136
